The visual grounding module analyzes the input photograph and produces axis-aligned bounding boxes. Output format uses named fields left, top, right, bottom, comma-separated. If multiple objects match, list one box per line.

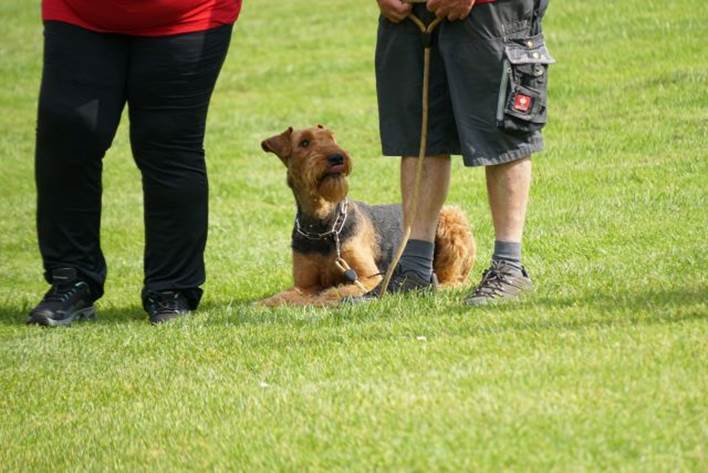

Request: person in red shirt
left=27, top=0, right=243, bottom=326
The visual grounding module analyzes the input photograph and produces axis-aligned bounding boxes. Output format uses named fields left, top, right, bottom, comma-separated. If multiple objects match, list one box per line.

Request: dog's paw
left=256, top=288, right=307, bottom=308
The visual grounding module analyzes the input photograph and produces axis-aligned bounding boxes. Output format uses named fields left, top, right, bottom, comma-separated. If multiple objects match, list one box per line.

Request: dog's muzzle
left=326, top=154, right=346, bottom=174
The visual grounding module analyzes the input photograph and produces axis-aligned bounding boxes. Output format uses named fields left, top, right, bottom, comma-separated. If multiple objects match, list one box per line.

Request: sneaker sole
left=26, top=306, right=96, bottom=327
left=149, top=310, right=190, bottom=325
left=465, top=290, right=532, bottom=307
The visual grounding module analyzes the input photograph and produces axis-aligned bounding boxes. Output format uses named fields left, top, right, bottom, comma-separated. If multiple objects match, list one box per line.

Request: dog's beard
left=318, top=174, right=348, bottom=203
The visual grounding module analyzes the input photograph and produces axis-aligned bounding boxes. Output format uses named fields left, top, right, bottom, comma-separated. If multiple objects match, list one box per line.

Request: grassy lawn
left=1, top=0, right=706, bottom=471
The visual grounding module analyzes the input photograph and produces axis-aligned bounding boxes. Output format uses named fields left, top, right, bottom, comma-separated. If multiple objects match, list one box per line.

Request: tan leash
left=379, top=2, right=443, bottom=295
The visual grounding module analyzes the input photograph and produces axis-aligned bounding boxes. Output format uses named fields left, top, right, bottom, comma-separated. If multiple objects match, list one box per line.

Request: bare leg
left=486, top=157, right=531, bottom=242
left=464, top=158, right=533, bottom=306
left=401, top=155, right=451, bottom=242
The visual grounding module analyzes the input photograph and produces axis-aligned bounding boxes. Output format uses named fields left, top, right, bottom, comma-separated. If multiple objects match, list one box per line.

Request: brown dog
left=259, top=125, right=475, bottom=306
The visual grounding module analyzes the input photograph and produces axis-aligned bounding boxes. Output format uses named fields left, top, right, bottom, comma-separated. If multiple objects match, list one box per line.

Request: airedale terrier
left=259, top=125, right=475, bottom=306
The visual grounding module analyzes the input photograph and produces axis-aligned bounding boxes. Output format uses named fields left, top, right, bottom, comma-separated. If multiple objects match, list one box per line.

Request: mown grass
left=0, top=0, right=706, bottom=471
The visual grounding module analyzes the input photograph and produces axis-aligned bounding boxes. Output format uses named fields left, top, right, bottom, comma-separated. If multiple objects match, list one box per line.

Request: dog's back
left=356, top=200, right=475, bottom=286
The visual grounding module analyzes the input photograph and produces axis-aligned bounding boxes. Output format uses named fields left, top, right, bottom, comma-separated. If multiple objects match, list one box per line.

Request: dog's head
left=261, top=125, right=352, bottom=204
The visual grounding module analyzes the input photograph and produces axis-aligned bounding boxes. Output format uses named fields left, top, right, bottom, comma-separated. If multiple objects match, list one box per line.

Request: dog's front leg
left=257, top=252, right=324, bottom=307
left=312, top=277, right=381, bottom=306
left=312, top=249, right=382, bottom=305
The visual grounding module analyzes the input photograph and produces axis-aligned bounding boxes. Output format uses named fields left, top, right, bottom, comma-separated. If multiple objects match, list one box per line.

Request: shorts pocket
left=496, top=33, right=556, bottom=132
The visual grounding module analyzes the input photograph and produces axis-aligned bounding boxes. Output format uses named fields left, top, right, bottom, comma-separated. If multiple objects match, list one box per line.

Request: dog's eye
left=299, top=139, right=310, bottom=148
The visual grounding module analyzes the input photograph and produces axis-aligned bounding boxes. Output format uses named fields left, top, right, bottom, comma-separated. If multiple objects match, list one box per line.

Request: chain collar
left=293, top=199, right=368, bottom=289
left=294, top=199, right=348, bottom=240
left=294, top=199, right=349, bottom=259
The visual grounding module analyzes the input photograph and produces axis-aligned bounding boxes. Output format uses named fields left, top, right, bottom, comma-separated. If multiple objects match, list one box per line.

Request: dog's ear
left=316, top=124, right=334, bottom=138
left=261, top=127, right=293, bottom=165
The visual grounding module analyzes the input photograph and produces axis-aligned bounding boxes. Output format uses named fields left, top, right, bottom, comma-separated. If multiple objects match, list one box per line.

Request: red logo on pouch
left=513, top=93, right=532, bottom=113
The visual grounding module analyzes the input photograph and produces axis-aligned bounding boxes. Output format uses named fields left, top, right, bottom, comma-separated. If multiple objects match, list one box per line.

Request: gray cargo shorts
left=375, top=0, right=554, bottom=167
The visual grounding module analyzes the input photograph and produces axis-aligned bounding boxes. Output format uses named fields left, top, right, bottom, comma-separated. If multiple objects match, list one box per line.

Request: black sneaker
left=143, top=291, right=191, bottom=324
left=465, top=260, right=533, bottom=306
left=346, top=267, right=438, bottom=303
left=27, top=268, right=96, bottom=327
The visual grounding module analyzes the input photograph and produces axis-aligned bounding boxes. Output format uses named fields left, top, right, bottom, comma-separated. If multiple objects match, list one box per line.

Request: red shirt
left=42, top=0, right=242, bottom=37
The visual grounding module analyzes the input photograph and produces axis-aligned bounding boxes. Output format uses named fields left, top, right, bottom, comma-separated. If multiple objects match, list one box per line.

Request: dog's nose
left=327, top=154, right=345, bottom=166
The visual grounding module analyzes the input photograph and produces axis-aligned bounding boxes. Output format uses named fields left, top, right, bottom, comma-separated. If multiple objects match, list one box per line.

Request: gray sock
left=492, top=240, right=523, bottom=272
left=399, top=239, right=434, bottom=281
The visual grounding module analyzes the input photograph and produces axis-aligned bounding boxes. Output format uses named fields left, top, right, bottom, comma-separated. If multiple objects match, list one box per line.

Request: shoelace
left=42, top=283, right=83, bottom=304
left=147, top=292, right=183, bottom=313
left=473, top=269, right=509, bottom=296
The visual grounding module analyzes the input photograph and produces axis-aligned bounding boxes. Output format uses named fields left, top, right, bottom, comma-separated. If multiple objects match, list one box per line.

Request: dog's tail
left=433, top=206, right=476, bottom=287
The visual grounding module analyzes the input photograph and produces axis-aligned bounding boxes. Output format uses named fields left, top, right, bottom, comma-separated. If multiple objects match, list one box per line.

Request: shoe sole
left=149, top=310, right=190, bottom=325
left=26, top=306, right=96, bottom=327
left=465, top=290, right=532, bottom=307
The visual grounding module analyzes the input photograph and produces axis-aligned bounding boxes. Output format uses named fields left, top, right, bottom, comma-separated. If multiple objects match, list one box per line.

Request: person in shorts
left=373, top=0, right=553, bottom=304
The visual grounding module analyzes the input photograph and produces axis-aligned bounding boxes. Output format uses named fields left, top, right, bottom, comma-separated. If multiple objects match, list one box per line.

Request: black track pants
left=35, top=21, right=232, bottom=306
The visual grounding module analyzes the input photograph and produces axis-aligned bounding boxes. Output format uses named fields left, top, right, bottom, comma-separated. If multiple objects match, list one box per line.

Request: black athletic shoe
left=465, top=260, right=533, bottom=306
left=346, top=267, right=438, bottom=304
left=143, top=291, right=191, bottom=324
left=26, top=268, right=96, bottom=327
left=372, top=268, right=438, bottom=296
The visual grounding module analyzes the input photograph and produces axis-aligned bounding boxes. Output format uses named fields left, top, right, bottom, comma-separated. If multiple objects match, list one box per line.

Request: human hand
left=377, top=0, right=412, bottom=23
left=426, top=0, right=476, bottom=21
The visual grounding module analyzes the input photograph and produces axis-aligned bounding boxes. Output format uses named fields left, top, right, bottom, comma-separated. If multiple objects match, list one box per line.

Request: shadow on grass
left=527, top=286, right=707, bottom=314
left=189, top=288, right=708, bottom=334
left=434, top=285, right=708, bottom=335
left=1, top=286, right=705, bottom=333
left=197, top=285, right=708, bottom=331
left=0, top=294, right=261, bottom=327
left=0, top=304, right=146, bottom=327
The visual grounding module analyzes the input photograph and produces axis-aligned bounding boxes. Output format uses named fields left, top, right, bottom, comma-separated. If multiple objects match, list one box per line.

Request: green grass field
left=1, top=0, right=706, bottom=471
